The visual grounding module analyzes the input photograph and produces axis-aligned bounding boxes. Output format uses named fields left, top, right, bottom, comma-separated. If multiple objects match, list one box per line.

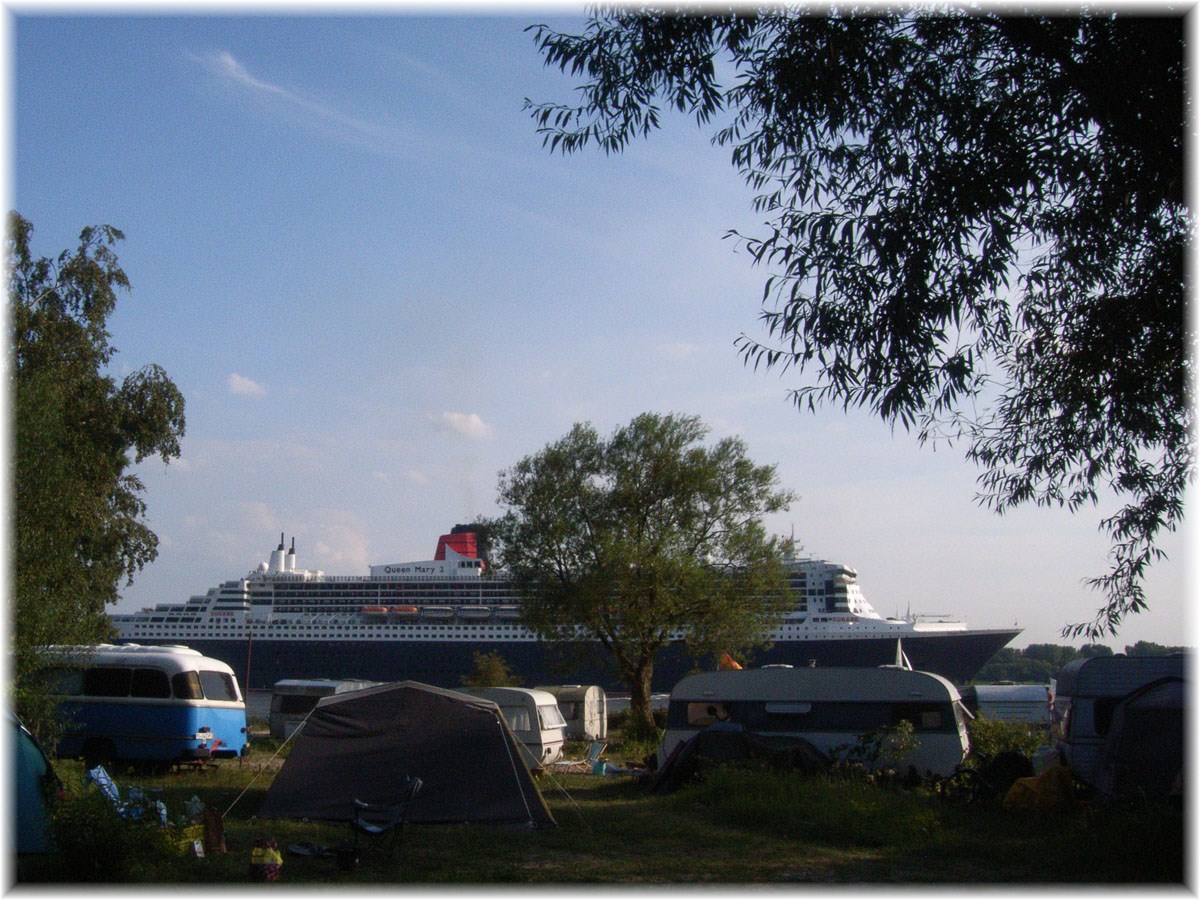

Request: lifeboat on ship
left=457, top=606, right=491, bottom=620
left=421, top=606, right=455, bottom=619
left=361, top=606, right=389, bottom=619
left=389, top=606, right=419, bottom=617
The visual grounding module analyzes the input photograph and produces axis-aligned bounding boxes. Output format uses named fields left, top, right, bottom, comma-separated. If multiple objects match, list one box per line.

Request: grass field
left=15, top=734, right=1186, bottom=886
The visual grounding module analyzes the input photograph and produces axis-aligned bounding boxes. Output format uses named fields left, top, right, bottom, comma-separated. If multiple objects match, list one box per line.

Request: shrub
left=607, top=707, right=665, bottom=752
left=833, top=720, right=921, bottom=771
left=51, top=781, right=178, bottom=881
left=966, top=717, right=1044, bottom=761
left=460, top=651, right=520, bottom=687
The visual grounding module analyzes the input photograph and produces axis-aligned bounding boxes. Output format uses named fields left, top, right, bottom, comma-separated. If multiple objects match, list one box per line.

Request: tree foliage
left=488, top=412, right=795, bottom=737
left=460, top=651, right=522, bottom=688
left=10, top=212, right=185, bottom=728
left=525, top=8, right=1191, bottom=640
left=971, top=640, right=1187, bottom=684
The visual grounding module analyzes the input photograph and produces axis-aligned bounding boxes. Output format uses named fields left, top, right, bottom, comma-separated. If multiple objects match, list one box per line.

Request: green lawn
left=15, top=750, right=1186, bottom=885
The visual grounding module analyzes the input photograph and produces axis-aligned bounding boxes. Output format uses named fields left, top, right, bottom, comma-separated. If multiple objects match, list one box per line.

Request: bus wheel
left=82, top=739, right=116, bottom=770
left=134, top=759, right=171, bottom=776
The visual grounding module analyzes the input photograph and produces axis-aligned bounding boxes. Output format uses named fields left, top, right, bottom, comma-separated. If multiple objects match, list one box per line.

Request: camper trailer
left=1051, top=654, right=1186, bottom=788
left=270, top=679, right=379, bottom=740
left=959, top=684, right=1051, bottom=726
left=463, top=687, right=567, bottom=768
left=535, top=685, right=608, bottom=741
left=659, top=666, right=970, bottom=777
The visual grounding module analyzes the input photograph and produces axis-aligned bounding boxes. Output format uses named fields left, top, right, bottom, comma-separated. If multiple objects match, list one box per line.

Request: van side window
left=130, top=668, right=171, bottom=699
left=199, top=671, right=239, bottom=702
left=39, top=667, right=82, bottom=696
left=172, top=671, right=203, bottom=699
left=83, top=667, right=131, bottom=697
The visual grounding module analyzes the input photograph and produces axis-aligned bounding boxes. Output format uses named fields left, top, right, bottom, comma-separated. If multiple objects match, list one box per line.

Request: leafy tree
left=1124, top=640, right=1184, bottom=657
left=972, top=643, right=1118, bottom=683
left=972, top=653, right=1055, bottom=686
left=461, top=651, right=521, bottom=688
left=10, top=212, right=185, bottom=734
left=488, top=412, right=795, bottom=738
left=1022, top=643, right=1078, bottom=670
left=525, top=10, right=1190, bottom=640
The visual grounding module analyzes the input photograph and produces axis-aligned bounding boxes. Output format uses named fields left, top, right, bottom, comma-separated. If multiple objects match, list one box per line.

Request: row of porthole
left=129, top=625, right=532, bottom=636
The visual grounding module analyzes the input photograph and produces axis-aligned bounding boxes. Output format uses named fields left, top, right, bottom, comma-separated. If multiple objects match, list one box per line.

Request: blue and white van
left=43, top=644, right=248, bottom=768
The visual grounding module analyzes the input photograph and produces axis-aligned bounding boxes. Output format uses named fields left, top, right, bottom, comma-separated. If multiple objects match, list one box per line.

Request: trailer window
left=734, top=700, right=958, bottom=733
left=891, top=702, right=954, bottom=732
left=1093, top=698, right=1119, bottom=736
left=538, top=704, right=567, bottom=730
left=765, top=702, right=813, bottom=715
left=501, top=706, right=532, bottom=732
left=686, top=702, right=730, bottom=727
left=278, top=694, right=322, bottom=715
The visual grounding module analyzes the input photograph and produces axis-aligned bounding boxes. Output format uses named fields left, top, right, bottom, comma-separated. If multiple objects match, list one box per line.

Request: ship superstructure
left=110, top=530, right=1020, bottom=690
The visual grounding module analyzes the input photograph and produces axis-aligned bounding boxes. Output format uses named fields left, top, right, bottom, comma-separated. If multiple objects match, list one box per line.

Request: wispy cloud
left=431, top=412, right=492, bottom=442
left=227, top=373, right=266, bottom=397
left=657, top=341, right=703, bottom=361
left=199, top=50, right=290, bottom=97
left=189, top=50, right=408, bottom=156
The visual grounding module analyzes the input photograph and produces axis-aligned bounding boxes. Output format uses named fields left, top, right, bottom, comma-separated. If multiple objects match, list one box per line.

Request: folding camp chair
left=350, top=776, right=423, bottom=857
left=85, top=765, right=167, bottom=825
left=583, top=741, right=606, bottom=770
left=548, top=741, right=607, bottom=774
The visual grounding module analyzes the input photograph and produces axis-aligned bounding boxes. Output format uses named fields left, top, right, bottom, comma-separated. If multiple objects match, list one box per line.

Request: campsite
left=14, top=693, right=1185, bottom=885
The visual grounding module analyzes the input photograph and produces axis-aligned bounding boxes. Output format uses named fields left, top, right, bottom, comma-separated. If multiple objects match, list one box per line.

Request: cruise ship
left=109, top=529, right=1021, bottom=691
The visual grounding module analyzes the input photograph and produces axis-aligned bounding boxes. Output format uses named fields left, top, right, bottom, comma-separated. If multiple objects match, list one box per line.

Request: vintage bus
left=42, top=644, right=248, bottom=768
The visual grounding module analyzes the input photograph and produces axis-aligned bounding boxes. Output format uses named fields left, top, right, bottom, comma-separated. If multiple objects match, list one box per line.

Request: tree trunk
left=624, top=661, right=657, bottom=742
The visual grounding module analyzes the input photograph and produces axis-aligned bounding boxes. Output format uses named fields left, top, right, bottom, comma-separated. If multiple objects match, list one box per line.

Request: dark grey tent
left=1094, top=676, right=1185, bottom=800
left=258, top=682, right=554, bottom=827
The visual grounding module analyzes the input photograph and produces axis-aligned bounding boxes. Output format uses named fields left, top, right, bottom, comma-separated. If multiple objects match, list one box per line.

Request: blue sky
left=10, top=11, right=1190, bottom=651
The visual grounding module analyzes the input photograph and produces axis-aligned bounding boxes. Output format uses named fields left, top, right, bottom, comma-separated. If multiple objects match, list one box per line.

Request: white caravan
left=535, top=684, right=608, bottom=741
left=464, top=687, right=567, bottom=768
left=269, top=678, right=379, bottom=740
left=659, top=666, right=970, bottom=777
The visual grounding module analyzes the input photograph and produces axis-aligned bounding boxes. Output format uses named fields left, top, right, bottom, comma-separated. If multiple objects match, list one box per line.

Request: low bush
left=50, top=782, right=181, bottom=880
left=965, top=717, right=1045, bottom=761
